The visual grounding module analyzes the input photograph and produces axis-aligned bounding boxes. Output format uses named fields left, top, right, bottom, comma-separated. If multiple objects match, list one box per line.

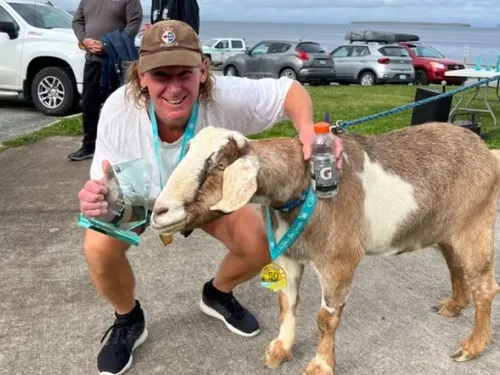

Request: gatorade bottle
left=310, top=122, right=339, bottom=199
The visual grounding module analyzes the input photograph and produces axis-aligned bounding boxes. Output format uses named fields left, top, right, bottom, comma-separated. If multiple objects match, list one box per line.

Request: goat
left=150, top=122, right=500, bottom=375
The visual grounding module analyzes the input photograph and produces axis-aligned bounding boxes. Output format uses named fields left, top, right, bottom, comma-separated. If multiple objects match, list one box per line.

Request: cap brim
left=138, top=49, right=202, bottom=73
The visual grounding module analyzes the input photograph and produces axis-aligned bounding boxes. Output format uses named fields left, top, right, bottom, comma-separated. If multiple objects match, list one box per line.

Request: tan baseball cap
left=138, top=20, right=202, bottom=73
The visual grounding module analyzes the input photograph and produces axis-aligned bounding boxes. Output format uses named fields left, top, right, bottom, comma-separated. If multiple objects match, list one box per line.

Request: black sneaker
left=199, top=279, right=260, bottom=337
left=97, top=302, right=148, bottom=375
left=68, top=144, right=94, bottom=161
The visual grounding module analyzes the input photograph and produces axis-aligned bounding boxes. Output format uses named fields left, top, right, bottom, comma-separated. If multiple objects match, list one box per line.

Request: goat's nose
left=153, top=204, right=169, bottom=217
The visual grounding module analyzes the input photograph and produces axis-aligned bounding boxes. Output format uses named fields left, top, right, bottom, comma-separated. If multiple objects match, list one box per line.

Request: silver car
left=222, top=39, right=336, bottom=85
left=329, top=42, right=415, bottom=85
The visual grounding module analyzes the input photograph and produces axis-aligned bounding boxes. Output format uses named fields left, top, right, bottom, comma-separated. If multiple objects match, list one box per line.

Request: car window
left=352, top=46, right=369, bottom=56
left=410, top=46, right=444, bottom=58
left=297, top=42, right=325, bottom=53
left=267, top=43, right=290, bottom=54
left=331, top=46, right=351, bottom=57
left=231, top=40, right=243, bottom=49
left=214, top=40, right=229, bottom=49
left=379, top=46, right=410, bottom=57
left=251, top=42, right=272, bottom=55
left=0, top=5, right=17, bottom=24
left=9, top=3, right=72, bottom=29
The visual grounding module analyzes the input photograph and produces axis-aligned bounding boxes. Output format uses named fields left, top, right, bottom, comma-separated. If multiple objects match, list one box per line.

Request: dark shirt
left=150, top=0, right=200, bottom=34
left=72, top=0, right=143, bottom=61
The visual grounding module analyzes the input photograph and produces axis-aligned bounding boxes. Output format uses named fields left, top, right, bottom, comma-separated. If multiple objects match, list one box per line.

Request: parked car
left=329, top=41, right=415, bottom=86
left=222, top=39, right=335, bottom=86
left=397, top=42, right=466, bottom=85
left=202, top=38, right=247, bottom=66
left=0, top=0, right=85, bottom=116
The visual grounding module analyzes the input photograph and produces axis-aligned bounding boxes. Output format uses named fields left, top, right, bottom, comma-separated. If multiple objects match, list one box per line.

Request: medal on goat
left=261, top=188, right=317, bottom=292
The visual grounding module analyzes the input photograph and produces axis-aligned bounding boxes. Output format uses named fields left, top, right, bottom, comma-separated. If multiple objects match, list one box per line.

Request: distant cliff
left=351, top=21, right=471, bottom=28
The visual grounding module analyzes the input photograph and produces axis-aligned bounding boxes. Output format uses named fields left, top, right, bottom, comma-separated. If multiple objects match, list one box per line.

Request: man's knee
left=83, top=229, right=131, bottom=266
left=204, top=205, right=268, bottom=257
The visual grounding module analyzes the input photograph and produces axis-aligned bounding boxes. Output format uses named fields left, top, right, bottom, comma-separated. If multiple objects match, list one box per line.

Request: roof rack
left=345, top=30, right=419, bottom=44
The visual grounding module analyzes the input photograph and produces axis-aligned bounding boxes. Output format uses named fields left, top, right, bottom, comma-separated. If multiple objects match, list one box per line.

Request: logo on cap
left=161, top=27, right=176, bottom=47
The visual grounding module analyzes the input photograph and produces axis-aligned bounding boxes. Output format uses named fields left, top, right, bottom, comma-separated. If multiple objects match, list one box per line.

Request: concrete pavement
left=1, top=136, right=500, bottom=375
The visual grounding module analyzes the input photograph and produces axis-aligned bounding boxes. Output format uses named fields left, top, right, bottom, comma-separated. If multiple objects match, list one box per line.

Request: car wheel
left=415, top=69, right=428, bottom=85
left=279, top=68, right=297, bottom=80
left=31, top=67, right=76, bottom=116
left=225, top=65, right=239, bottom=77
left=359, top=71, right=375, bottom=86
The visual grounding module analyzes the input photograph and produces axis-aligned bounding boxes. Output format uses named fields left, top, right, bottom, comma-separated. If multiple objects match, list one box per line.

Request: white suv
left=0, top=0, right=85, bottom=116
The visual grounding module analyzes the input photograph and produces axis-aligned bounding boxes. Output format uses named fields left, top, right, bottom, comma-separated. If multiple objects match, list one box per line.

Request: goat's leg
left=265, top=255, right=304, bottom=368
left=303, top=250, right=361, bottom=375
left=450, top=207, right=500, bottom=362
left=433, top=243, right=471, bottom=317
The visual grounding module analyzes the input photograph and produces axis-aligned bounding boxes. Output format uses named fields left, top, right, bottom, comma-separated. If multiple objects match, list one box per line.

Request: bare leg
left=83, top=229, right=136, bottom=314
left=265, top=255, right=304, bottom=368
left=201, top=205, right=271, bottom=293
left=435, top=243, right=471, bottom=317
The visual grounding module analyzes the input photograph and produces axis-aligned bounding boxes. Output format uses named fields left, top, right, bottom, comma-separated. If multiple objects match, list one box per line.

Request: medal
left=260, top=263, right=287, bottom=292
left=159, top=233, right=173, bottom=246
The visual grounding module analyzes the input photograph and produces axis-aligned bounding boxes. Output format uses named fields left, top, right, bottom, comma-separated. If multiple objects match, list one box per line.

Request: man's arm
left=72, top=0, right=86, bottom=43
left=123, top=0, right=143, bottom=37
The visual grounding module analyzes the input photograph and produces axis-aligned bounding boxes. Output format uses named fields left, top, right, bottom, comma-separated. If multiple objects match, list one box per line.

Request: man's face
left=140, top=61, right=207, bottom=124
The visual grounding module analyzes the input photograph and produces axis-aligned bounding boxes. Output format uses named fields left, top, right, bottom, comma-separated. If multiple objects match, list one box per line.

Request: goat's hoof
left=432, top=297, right=467, bottom=317
left=451, top=335, right=489, bottom=362
left=265, top=339, right=292, bottom=368
left=303, top=358, right=334, bottom=375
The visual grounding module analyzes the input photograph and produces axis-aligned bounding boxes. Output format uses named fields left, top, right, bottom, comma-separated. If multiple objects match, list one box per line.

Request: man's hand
left=299, top=124, right=343, bottom=170
left=83, top=38, right=104, bottom=54
left=139, top=23, right=152, bottom=36
left=78, top=160, right=116, bottom=221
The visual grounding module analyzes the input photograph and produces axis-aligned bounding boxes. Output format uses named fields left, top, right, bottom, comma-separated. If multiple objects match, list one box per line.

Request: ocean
left=143, top=18, right=500, bottom=66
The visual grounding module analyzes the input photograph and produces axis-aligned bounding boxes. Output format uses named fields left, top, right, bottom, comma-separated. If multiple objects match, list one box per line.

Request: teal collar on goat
left=266, top=188, right=317, bottom=261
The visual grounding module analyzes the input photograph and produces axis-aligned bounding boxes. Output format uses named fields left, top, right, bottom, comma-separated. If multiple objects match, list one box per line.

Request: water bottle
left=310, top=121, right=339, bottom=199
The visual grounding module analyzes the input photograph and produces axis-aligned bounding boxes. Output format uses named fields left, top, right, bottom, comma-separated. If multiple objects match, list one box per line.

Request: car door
left=212, top=39, right=229, bottom=64
left=228, top=39, right=245, bottom=59
left=330, top=46, right=352, bottom=81
left=346, top=45, right=370, bottom=80
left=0, top=5, right=23, bottom=90
left=245, top=41, right=272, bottom=78
left=260, top=42, right=290, bottom=78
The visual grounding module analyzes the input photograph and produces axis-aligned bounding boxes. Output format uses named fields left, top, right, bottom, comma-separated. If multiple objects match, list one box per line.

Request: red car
left=398, top=42, right=466, bottom=85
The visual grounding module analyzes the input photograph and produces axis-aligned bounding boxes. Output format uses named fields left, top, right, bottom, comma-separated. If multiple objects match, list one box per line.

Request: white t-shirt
left=90, top=75, right=294, bottom=209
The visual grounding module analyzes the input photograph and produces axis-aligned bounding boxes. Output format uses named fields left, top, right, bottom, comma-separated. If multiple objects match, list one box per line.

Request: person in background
left=70, top=0, right=143, bottom=162
left=142, top=0, right=200, bottom=34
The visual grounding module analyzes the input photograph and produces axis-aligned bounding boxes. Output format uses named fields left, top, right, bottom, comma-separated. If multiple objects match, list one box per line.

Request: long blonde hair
left=124, top=56, right=216, bottom=108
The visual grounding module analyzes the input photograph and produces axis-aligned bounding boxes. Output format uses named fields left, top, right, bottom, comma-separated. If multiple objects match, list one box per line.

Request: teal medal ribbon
left=265, top=188, right=317, bottom=261
left=149, top=99, right=200, bottom=190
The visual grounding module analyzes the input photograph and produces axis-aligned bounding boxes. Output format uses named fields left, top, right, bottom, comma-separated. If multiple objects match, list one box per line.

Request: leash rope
left=334, top=74, right=500, bottom=130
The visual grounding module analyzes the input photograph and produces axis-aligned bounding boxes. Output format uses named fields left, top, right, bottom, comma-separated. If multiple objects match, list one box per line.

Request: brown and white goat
left=150, top=122, right=500, bottom=375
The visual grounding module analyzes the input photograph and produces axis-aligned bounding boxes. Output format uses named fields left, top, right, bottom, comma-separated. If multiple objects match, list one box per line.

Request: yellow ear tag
left=260, top=263, right=287, bottom=292
left=159, top=233, right=173, bottom=246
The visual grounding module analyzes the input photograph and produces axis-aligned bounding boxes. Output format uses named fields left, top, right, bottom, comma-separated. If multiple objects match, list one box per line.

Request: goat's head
left=150, top=126, right=260, bottom=235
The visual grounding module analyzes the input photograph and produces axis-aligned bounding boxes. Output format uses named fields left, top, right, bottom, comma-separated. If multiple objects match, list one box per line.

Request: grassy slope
left=1, top=85, right=499, bottom=152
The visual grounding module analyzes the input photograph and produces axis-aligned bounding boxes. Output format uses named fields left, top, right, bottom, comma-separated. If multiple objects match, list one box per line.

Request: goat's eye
left=216, top=161, right=227, bottom=170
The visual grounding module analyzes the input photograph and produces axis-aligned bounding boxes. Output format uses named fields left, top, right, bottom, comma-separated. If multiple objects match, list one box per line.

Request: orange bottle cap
left=314, top=122, right=330, bottom=134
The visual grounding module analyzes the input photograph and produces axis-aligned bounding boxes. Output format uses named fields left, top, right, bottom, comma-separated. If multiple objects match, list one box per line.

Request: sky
left=49, top=0, right=498, bottom=27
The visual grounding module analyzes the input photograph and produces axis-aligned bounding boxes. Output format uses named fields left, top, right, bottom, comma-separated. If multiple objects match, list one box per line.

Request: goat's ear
left=209, top=153, right=259, bottom=213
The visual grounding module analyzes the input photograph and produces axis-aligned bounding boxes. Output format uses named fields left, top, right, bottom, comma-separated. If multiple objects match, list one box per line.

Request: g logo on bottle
left=319, top=166, right=332, bottom=180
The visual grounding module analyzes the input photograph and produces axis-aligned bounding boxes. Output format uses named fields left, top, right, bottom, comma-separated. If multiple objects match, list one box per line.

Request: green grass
left=1, top=85, right=499, bottom=153
left=250, top=85, right=500, bottom=149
